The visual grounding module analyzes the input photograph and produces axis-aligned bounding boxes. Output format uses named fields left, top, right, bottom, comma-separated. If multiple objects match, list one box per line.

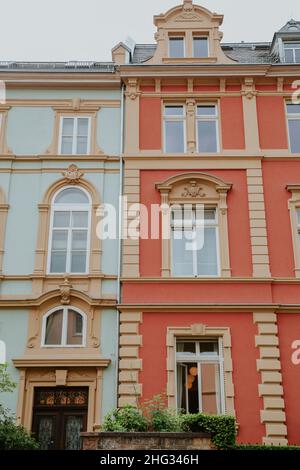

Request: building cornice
left=119, top=63, right=300, bottom=78
left=118, top=303, right=300, bottom=312
left=13, top=357, right=111, bottom=368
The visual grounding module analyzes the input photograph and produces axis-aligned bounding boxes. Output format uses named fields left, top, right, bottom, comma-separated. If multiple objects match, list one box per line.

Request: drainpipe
left=115, top=81, right=125, bottom=408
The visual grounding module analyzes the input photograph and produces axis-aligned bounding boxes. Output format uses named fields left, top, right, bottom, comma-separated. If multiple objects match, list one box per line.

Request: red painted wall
left=194, top=85, right=220, bottom=92
left=226, top=85, right=241, bottom=92
left=278, top=313, right=300, bottom=445
left=123, top=281, right=274, bottom=304
left=220, top=97, right=245, bottom=149
left=161, top=85, right=187, bottom=92
left=256, top=96, right=288, bottom=149
left=262, top=161, right=297, bottom=277
left=140, top=169, right=252, bottom=277
left=139, top=97, right=162, bottom=150
left=139, top=312, right=264, bottom=444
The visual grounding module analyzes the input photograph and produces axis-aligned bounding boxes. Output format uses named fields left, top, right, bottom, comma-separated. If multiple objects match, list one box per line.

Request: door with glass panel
left=32, top=388, right=88, bottom=450
left=176, top=339, right=225, bottom=415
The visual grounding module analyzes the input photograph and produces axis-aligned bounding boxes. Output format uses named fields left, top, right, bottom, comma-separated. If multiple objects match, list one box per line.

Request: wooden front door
left=32, top=387, right=88, bottom=450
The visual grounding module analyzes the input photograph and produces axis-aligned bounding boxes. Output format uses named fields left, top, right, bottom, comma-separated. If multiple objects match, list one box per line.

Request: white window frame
left=59, top=116, right=91, bottom=155
left=41, top=306, right=87, bottom=348
left=163, top=104, right=186, bottom=153
left=171, top=206, right=221, bottom=278
left=193, top=36, right=209, bottom=58
left=169, top=36, right=186, bottom=58
left=175, top=338, right=226, bottom=415
left=284, top=42, right=300, bottom=63
left=286, top=102, right=300, bottom=154
left=196, top=104, right=220, bottom=153
left=47, top=185, right=92, bottom=275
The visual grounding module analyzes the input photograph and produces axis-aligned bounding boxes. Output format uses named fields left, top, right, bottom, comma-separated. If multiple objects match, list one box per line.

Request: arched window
left=42, top=306, right=86, bottom=347
left=47, top=186, right=91, bottom=274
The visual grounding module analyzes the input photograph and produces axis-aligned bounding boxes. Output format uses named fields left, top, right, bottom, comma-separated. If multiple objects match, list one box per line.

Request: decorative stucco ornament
left=182, top=181, right=206, bottom=198
left=62, top=164, right=84, bottom=184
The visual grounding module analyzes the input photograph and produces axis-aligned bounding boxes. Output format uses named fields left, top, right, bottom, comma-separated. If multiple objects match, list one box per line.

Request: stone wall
left=82, top=432, right=214, bottom=450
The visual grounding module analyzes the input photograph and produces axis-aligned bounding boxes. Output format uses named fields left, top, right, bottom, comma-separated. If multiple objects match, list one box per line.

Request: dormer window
left=193, top=37, right=209, bottom=58
left=284, top=42, right=300, bottom=63
left=169, top=37, right=185, bottom=58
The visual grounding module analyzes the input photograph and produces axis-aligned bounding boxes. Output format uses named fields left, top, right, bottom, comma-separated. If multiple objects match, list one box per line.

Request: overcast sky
left=0, top=0, right=299, bottom=62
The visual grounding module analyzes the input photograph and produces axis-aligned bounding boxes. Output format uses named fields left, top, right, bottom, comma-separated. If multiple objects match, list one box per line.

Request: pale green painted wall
left=0, top=281, right=32, bottom=295
left=0, top=310, right=28, bottom=414
left=3, top=173, right=40, bottom=275
left=97, top=108, right=121, bottom=156
left=7, top=107, right=54, bottom=155
left=7, top=89, right=120, bottom=100
left=6, top=105, right=120, bottom=156
left=100, top=310, right=118, bottom=418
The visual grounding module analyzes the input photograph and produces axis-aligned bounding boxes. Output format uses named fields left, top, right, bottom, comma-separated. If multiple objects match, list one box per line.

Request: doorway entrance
left=32, top=387, right=88, bottom=450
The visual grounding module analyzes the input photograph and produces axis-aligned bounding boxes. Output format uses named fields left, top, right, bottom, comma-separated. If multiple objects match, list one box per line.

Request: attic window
left=284, top=42, right=300, bottom=63
left=193, top=37, right=209, bottom=58
left=169, top=37, right=185, bottom=58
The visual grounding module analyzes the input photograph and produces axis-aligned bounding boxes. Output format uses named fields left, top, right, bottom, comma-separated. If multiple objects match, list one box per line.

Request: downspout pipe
left=115, top=81, right=125, bottom=408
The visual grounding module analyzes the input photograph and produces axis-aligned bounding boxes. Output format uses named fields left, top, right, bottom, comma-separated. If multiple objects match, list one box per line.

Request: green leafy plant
left=103, top=406, right=148, bottom=432
left=0, top=411, right=39, bottom=450
left=0, top=363, right=39, bottom=449
left=181, top=413, right=236, bottom=450
left=233, top=444, right=300, bottom=451
left=0, top=363, right=16, bottom=393
left=142, top=394, right=182, bottom=432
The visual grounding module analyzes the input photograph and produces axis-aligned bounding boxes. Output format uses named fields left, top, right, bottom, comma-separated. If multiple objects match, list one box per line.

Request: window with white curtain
left=197, top=105, right=219, bottom=153
left=176, top=339, right=225, bottom=414
left=286, top=103, right=300, bottom=153
left=42, top=306, right=86, bottom=347
left=48, top=187, right=91, bottom=274
left=171, top=206, right=220, bottom=277
left=59, top=116, right=91, bottom=155
left=164, top=105, right=186, bottom=153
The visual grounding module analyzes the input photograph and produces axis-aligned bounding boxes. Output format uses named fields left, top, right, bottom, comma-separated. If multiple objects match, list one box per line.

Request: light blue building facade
left=0, top=62, right=121, bottom=449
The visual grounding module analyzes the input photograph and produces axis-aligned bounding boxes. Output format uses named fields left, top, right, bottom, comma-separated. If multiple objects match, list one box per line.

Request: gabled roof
left=278, top=19, right=300, bottom=33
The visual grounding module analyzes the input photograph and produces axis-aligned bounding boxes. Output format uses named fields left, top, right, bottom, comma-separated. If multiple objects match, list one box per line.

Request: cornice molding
left=13, top=357, right=111, bottom=368
left=118, top=303, right=300, bottom=312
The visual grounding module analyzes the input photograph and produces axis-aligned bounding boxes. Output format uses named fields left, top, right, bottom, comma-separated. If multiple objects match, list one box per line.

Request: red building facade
left=117, top=1, right=300, bottom=445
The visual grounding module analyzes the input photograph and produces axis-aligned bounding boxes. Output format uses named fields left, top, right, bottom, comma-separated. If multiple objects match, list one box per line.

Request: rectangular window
left=50, top=211, right=89, bottom=273
left=193, top=37, right=209, bottom=58
left=164, top=105, right=185, bottom=153
left=171, top=207, right=219, bottom=277
left=60, top=116, right=90, bottom=155
left=176, top=339, right=225, bottom=414
left=169, top=37, right=185, bottom=58
left=197, top=105, right=219, bottom=153
left=284, top=42, right=300, bottom=63
left=286, top=103, right=300, bottom=154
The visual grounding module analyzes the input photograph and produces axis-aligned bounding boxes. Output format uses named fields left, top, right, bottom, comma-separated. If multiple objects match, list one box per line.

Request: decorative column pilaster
left=242, top=78, right=260, bottom=153
left=246, top=163, right=271, bottom=278
left=254, top=312, right=288, bottom=446
left=0, top=196, right=9, bottom=274
left=161, top=190, right=171, bottom=277
left=217, top=188, right=231, bottom=277
left=186, top=99, right=196, bottom=153
left=118, top=312, right=143, bottom=407
left=125, top=79, right=140, bottom=154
